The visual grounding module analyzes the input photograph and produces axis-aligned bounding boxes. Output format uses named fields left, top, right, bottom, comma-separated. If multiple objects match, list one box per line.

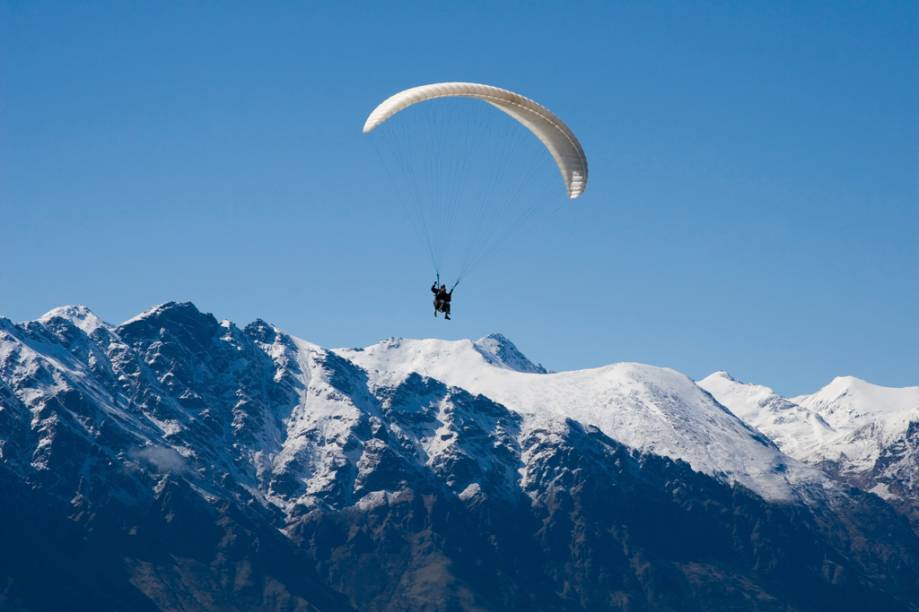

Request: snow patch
left=133, top=445, right=189, bottom=474
left=458, top=482, right=482, bottom=500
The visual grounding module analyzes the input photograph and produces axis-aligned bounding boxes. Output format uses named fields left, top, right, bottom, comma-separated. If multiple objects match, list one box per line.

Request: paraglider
left=363, top=82, right=588, bottom=318
left=364, top=82, right=589, bottom=198
left=431, top=281, right=453, bottom=320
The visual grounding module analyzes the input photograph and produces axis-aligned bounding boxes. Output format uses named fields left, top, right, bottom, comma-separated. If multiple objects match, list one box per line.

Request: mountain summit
left=472, top=333, right=547, bottom=373
left=1, top=302, right=918, bottom=611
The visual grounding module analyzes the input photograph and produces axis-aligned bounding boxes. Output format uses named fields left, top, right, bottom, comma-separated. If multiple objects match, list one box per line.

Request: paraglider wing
left=363, top=82, right=588, bottom=198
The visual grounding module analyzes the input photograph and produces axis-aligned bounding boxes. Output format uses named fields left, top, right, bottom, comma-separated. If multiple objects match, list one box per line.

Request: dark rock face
left=1, top=302, right=918, bottom=611
left=857, top=421, right=919, bottom=534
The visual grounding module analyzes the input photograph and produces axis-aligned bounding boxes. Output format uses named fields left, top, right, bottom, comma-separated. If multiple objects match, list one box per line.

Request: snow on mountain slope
left=38, top=305, right=110, bottom=336
left=473, top=333, right=547, bottom=373
left=702, top=372, right=919, bottom=478
left=700, top=371, right=919, bottom=528
left=0, top=303, right=831, bottom=508
left=698, top=371, right=836, bottom=463
left=791, top=376, right=919, bottom=475
left=7, top=303, right=919, bottom=610
left=336, top=337, right=827, bottom=501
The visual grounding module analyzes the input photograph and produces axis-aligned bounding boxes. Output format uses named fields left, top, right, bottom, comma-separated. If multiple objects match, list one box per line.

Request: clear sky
left=2, top=1, right=916, bottom=395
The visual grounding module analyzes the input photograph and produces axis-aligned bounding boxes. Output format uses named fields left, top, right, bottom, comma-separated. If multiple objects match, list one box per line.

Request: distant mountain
left=700, top=371, right=919, bottom=534
left=1, top=302, right=918, bottom=611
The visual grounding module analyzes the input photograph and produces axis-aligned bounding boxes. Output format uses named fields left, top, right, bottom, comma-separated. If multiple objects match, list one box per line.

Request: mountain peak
left=701, top=370, right=737, bottom=384
left=120, top=301, right=213, bottom=326
left=795, top=375, right=919, bottom=417
left=791, top=375, right=917, bottom=406
left=116, top=302, right=223, bottom=353
left=38, top=305, right=108, bottom=335
left=826, top=375, right=875, bottom=391
left=244, top=318, right=282, bottom=343
left=697, top=370, right=785, bottom=418
left=474, top=333, right=546, bottom=374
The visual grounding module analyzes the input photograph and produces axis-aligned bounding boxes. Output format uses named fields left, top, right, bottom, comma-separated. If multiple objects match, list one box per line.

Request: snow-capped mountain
left=791, top=376, right=919, bottom=474
left=2, top=302, right=919, bottom=611
left=700, top=371, right=919, bottom=531
left=337, top=339, right=825, bottom=502
left=697, top=371, right=836, bottom=464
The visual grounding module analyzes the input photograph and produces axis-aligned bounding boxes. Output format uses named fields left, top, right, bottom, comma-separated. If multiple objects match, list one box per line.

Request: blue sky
left=2, top=1, right=916, bottom=395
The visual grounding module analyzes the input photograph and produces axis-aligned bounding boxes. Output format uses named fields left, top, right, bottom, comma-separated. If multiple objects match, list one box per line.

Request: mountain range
left=0, top=302, right=916, bottom=611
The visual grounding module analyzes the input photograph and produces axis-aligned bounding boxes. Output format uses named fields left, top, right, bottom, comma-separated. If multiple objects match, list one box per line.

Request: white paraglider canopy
left=363, top=82, right=588, bottom=198
left=363, top=81, right=588, bottom=287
